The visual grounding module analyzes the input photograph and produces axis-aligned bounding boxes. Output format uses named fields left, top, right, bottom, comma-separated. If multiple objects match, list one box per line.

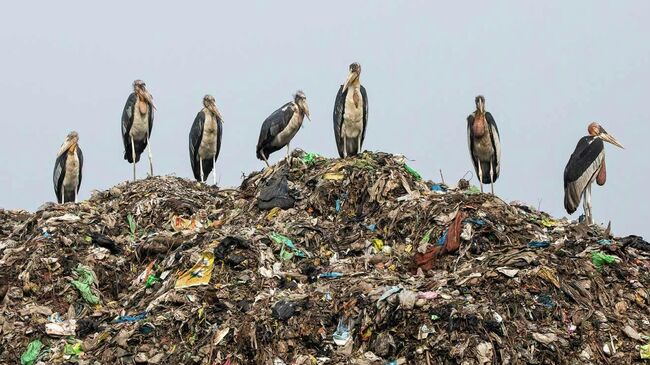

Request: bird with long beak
left=189, top=94, right=224, bottom=184
left=564, top=122, right=624, bottom=225
left=256, top=90, right=311, bottom=167
left=53, top=131, right=83, bottom=204
left=467, top=95, right=501, bottom=194
left=334, top=62, right=368, bottom=158
left=121, top=79, right=155, bottom=181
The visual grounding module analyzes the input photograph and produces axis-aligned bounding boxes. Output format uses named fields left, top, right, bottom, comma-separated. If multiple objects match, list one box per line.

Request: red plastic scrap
left=414, top=211, right=465, bottom=270
left=445, top=210, right=465, bottom=253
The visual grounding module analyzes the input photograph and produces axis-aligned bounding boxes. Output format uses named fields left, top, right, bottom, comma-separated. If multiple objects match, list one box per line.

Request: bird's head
left=294, top=90, right=310, bottom=121
left=57, top=131, right=79, bottom=157
left=133, top=79, right=156, bottom=110
left=589, top=122, right=624, bottom=149
left=475, top=95, right=486, bottom=114
left=342, top=62, right=362, bottom=93
left=203, top=94, right=223, bottom=121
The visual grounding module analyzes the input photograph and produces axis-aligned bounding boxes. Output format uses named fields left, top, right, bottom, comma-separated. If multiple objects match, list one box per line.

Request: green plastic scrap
left=641, top=343, right=650, bottom=359
left=539, top=218, right=557, bottom=228
left=145, top=275, right=160, bottom=288
left=20, top=340, right=43, bottom=365
left=591, top=251, right=618, bottom=270
left=71, top=264, right=100, bottom=305
left=270, top=233, right=306, bottom=260
left=64, top=341, right=83, bottom=356
left=420, top=228, right=433, bottom=245
left=466, top=185, right=481, bottom=195
left=301, top=152, right=320, bottom=165
left=402, top=163, right=421, bottom=181
left=127, top=213, right=137, bottom=239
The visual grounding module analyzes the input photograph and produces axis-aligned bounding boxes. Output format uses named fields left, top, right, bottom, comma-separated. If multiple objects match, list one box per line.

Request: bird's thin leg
left=585, top=184, right=594, bottom=224
left=262, top=154, right=270, bottom=168
left=286, top=143, right=292, bottom=166
left=61, top=190, right=64, bottom=204
left=477, top=163, right=484, bottom=193
left=489, top=161, right=495, bottom=195
left=75, top=189, right=78, bottom=204
left=343, top=136, right=347, bottom=158
left=146, top=135, right=154, bottom=177
left=213, top=155, right=217, bottom=186
left=582, top=190, right=588, bottom=223
left=200, top=159, right=204, bottom=182
left=131, top=137, right=136, bottom=182
left=357, top=137, right=361, bottom=156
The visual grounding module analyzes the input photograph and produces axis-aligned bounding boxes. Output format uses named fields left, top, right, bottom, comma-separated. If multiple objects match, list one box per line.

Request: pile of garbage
left=1, top=150, right=649, bottom=364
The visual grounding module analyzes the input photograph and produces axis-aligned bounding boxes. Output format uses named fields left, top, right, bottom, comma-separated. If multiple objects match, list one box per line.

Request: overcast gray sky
left=1, top=1, right=648, bottom=238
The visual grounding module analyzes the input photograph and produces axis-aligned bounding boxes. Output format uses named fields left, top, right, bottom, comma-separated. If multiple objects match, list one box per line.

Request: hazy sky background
left=1, top=1, right=648, bottom=238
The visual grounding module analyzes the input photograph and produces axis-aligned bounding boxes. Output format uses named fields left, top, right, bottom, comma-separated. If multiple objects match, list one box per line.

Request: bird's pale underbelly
left=473, top=134, right=494, bottom=161
left=130, top=109, right=150, bottom=141
left=343, top=90, right=363, bottom=138
left=63, top=152, right=79, bottom=190
left=273, top=113, right=303, bottom=147
left=199, top=115, right=218, bottom=159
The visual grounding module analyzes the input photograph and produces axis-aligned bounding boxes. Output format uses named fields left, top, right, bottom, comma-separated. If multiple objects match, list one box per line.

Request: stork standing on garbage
left=467, top=95, right=501, bottom=194
left=121, top=79, right=156, bottom=181
left=564, top=122, right=623, bottom=225
left=189, top=95, right=223, bottom=184
left=333, top=62, right=368, bottom=158
left=53, top=131, right=83, bottom=204
left=256, top=90, right=311, bottom=167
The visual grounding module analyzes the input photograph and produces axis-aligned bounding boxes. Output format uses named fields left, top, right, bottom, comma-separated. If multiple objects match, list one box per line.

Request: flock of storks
left=52, top=62, right=624, bottom=225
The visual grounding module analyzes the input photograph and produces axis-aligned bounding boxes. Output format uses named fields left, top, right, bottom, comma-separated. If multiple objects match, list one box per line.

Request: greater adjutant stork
left=467, top=95, right=501, bottom=194
left=333, top=62, right=368, bottom=158
left=121, top=79, right=155, bottom=181
left=189, top=95, right=223, bottom=184
left=53, top=131, right=83, bottom=204
left=564, top=122, right=623, bottom=224
left=256, top=90, right=311, bottom=167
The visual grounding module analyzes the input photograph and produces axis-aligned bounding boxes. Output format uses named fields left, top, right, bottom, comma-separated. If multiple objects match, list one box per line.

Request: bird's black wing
left=485, top=112, right=501, bottom=181
left=147, top=100, right=154, bottom=136
left=121, top=93, right=136, bottom=160
left=256, top=102, right=294, bottom=159
left=563, top=136, right=604, bottom=213
left=216, top=116, right=223, bottom=160
left=189, top=110, right=205, bottom=181
left=360, top=85, right=369, bottom=151
left=466, top=114, right=480, bottom=175
left=53, top=153, right=67, bottom=203
left=77, top=146, right=83, bottom=191
left=333, top=86, right=346, bottom=158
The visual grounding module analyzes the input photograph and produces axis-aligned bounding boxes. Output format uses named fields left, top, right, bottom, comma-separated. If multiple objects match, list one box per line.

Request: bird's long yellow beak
left=142, top=90, right=156, bottom=110
left=57, top=140, right=76, bottom=157
left=601, top=132, right=624, bottom=149
left=341, top=71, right=358, bottom=93
left=209, top=104, right=223, bottom=122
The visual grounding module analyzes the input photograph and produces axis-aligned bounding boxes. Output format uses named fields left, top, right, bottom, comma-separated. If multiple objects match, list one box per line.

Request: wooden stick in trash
left=439, top=169, right=445, bottom=185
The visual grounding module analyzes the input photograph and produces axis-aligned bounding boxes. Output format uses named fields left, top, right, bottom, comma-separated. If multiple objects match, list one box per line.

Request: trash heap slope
left=1, top=151, right=649, bottom=365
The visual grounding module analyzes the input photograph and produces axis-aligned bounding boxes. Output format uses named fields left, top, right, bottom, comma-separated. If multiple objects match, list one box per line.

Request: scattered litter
left=0, top=151, right=646, bottom=364
left=20, top=340, right=43, bottom=365
left=45, top=319, right=77, bottom=336
left=318, top=272, right=343, bottom=279
left=71, top=264, right=100, bottom=305
left=529, top=240, right=550, bottom=248
left=114, top=312, right=147, bottom=323
left=175, top=252, right=214, bottom=288
left=333, top=318, right=351, bottom=346
left=591, top=251, right=619, bottom=270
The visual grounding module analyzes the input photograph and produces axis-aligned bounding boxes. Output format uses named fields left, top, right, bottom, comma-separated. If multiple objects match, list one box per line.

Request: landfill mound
left=1, top=151, right=649, bottom=365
